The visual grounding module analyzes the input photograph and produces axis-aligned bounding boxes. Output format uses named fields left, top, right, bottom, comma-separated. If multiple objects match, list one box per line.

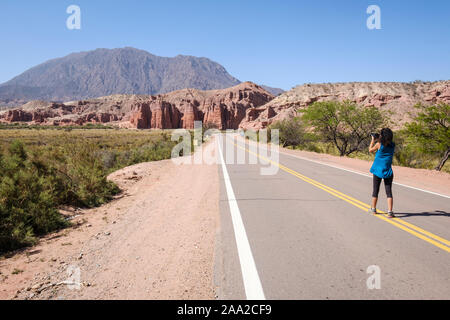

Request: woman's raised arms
left=369, top=136, right=380, bottom=153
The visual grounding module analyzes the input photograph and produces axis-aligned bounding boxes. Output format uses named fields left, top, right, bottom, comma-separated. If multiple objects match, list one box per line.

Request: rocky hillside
left=240, top=81, right=450, bottom=129
left=0, top=82, right=274, bottom=130
left=3, top=81, right=448, bottom=130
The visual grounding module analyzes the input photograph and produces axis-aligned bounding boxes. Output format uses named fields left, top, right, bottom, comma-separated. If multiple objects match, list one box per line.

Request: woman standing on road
left=368, top=128, right=396, bottom=218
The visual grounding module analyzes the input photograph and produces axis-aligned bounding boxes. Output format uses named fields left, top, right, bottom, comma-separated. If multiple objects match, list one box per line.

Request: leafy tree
left=269, top=117, right=311, bottom=147
left=301, top=101, right=388, bottom=156
left=404, top=103, right=449, bottom=171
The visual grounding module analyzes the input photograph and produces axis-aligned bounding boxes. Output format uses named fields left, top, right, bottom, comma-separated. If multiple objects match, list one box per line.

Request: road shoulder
left=1, top=149, right=220, bottom=300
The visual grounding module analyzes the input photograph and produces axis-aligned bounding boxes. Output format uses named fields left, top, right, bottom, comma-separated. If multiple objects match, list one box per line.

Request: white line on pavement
left=217, top=136, right=266, bottom=300
left=238, top=136, right=450, bottom=199
left=277, top=150, right=450, bottom=199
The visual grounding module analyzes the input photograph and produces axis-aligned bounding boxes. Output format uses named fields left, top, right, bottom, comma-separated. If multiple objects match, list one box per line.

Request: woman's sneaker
left=368, top=208, right=377, bottom=214
left=387, top=211, right=395, bottom=218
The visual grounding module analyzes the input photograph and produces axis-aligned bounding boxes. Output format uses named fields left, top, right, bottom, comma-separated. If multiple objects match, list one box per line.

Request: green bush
left=269, top=117, right=312, bottom=147
left=403, top=103, right=449, bottom=171
left=52, top=142, right=120, bottom=207
left=0, top=129, right=186, bottom=253
left=0, top=141, right=69, bottom=252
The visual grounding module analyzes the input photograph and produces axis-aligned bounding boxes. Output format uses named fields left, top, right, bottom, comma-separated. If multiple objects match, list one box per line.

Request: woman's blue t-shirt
left=370, top=142, right=395, bottom=179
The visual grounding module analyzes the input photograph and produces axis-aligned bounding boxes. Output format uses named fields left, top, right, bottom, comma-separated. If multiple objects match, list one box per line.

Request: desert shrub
left=269, top=117, right=312, bottom=147
left=0, top=123, right=115, bottom=131
left=302, top=142, right=323, bottom=153
left=0, top=129, right=186, bottom=253
left=51, top=142, right=120, bottom=207
left=0, top=141, right=69, bottom=252
left=123, top=139, right=175, bottom=165
left=99, top=150, right=118, bottom=170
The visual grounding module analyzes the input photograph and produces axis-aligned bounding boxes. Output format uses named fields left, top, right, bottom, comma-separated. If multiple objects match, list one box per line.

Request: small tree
left=301, top=101, right=387, bottom=156
left=404, top=103, right=449, bottom=171
left=269, top=117, right=309, bottom=147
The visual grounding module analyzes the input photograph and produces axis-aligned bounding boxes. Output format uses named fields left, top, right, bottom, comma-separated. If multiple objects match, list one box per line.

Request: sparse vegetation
left=268, top=117, right=313, bottom=147
left=11, top=268, right=24, bottom=275
left=0, top=123, right=115, bottom=130
left=268, top=102, right=449, bottom=173
left=0, top=128, right=189, bottom=253
left=402, top=103, right=449, bottom=171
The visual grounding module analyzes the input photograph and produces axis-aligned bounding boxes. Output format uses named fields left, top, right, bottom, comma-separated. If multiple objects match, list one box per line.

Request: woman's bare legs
left=372, top=197, right=378, bottom=210
left=387, top=197, right=393, bottom=212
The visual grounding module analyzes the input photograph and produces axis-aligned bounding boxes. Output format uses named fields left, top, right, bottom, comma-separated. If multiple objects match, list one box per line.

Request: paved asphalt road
left=214, top=135, right=450, bottom=299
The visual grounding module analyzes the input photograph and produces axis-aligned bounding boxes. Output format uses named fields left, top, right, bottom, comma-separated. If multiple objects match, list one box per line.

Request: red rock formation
left=199, top=82, right=273, bottom=129
left=127, top=82, right=273, bottom=129
left=425, top=83, right=450, bottom=104
left=203, top=104, right=223, bottom=129
left=130, top=102, right=151, bottom=128
left=130, top=101, right=183, bottom=129
left=2, top=81, right=449, bottom=130
left=180, top=103, right=200, bottom=129
left=3, top=109, right=33, bottom=122
left=0, top=82, right=273, bottom=129
left=149, top=101, right=177, bottom=129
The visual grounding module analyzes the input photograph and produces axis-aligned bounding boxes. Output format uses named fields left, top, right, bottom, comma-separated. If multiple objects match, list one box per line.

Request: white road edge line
left=239, top=137, right=450, bottom=199
left=217, top=136, right=266, bottom=300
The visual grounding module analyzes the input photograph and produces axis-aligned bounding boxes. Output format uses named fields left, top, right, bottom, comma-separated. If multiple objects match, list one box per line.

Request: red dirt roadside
left=0, top=144, right=220, bottom=300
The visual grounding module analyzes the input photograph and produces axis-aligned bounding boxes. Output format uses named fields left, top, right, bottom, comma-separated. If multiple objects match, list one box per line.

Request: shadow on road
left=396, top=210, right=449, bottom=218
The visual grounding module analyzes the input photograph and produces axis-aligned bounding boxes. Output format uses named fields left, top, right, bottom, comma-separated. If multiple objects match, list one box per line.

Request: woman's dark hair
left=380, top=128, right=393, bottom=147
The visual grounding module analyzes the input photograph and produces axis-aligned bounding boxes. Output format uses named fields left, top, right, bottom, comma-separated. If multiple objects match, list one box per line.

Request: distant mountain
left=0, top=47, right=242, bottom=105
left=260, top=85, right=284, bottom=96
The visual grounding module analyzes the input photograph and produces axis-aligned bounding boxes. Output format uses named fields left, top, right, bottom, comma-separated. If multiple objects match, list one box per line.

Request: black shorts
left=372, top=174, right=393, bottom=198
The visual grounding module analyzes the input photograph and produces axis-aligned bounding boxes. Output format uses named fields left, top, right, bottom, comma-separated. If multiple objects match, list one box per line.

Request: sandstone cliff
left=239, top=80, right=450, bottom=130
left=3, top=81, right=448, bottom=130
left=0, top=82, right=274, bottom=129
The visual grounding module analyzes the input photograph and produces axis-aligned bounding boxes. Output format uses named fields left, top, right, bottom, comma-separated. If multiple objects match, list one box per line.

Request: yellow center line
left=280, top=160, right=450, bottom=247
left=230, top=138, right=450, bottom=253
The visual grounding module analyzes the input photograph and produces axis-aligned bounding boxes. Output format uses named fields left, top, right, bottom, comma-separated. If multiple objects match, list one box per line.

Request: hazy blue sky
left=0, top=0, right=449, bottom=90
